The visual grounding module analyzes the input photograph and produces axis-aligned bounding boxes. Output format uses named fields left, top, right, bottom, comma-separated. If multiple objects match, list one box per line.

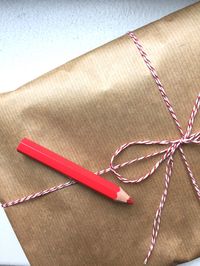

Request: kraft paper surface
left=0, top=3, right=200, bottom=266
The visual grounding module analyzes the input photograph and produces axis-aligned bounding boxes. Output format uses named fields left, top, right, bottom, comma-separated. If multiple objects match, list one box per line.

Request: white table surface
left=0, top=1, right=199, bottom=265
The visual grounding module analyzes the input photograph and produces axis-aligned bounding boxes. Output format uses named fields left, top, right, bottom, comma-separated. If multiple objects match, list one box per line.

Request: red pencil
left=17, top=138, right=133, bottom=204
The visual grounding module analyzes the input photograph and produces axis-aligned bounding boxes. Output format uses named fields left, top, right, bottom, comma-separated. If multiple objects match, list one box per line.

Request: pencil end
left=127, top=197, right=134, bottom=205
left=116, top=187, right=134, bottom=205
left=16, top=138, right=27, bottom=152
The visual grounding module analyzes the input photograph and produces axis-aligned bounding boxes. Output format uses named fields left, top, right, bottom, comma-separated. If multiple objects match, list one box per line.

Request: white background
left=0, top=1, right=199, bottom=265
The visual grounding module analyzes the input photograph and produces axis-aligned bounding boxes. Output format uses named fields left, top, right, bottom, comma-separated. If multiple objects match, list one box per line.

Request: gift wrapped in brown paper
left=0, top=2, right=200, bottom=266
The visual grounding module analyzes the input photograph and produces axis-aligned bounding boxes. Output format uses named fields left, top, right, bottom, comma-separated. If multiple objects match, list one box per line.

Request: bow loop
left=109, top=140, right=170, bottom=184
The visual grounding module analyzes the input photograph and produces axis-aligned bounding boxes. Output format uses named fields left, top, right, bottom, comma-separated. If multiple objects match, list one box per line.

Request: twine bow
left=2, top=32, right=200, bottom=264
left=102, top=93, right=200, bottom=264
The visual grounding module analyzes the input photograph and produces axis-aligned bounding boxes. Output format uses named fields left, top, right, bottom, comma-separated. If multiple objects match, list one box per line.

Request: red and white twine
left=1, top=32, right=200, bottom=264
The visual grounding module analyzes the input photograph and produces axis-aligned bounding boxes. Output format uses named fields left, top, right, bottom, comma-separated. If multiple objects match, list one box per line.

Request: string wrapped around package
left=1, top=32, right=200, bottom=264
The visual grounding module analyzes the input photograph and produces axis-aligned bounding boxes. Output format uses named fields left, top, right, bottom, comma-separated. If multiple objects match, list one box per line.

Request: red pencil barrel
left=17, top=138, right=120, bottom=201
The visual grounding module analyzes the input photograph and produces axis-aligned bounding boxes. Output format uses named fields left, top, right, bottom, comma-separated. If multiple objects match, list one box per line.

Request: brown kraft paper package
left=0, top=3, right=200, bottom=266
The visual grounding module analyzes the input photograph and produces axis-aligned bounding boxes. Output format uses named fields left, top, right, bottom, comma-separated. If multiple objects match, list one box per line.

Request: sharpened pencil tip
left=127, top=197, right=134, bottom=205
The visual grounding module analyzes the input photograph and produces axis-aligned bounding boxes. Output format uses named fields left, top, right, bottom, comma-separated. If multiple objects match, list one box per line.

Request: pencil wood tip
left=127, top=197, right=134, bottom=205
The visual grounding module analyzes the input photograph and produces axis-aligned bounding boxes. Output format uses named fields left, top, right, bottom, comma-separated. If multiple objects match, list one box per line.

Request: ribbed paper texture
left=0, top=3, right=200, bottom=265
